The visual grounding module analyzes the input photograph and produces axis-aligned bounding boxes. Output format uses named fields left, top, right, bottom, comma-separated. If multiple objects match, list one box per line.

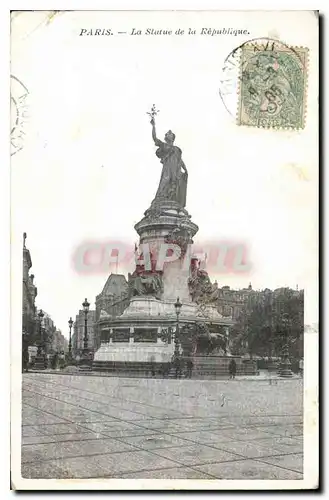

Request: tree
left=231, top=287, right=304, bottom=359
left=272, top=289, right=304, bottom=358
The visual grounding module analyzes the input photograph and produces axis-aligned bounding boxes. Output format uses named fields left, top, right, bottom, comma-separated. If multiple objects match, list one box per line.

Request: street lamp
left=174, top=297, right=182, bottom=357
left=278, top=313, right=293, bottom=378
left=33, top=309, right=45, bottom=370
left=68, top=317, right=73, bottom=356
left=79, top=298, right=91, bottom=371
left=22, top=328, right=29, bottom=373
left=173, top=297, right=183, bottom=378
left=82, top=298, right=90, bottom=353
left=37, top=309, right=44, bottom=355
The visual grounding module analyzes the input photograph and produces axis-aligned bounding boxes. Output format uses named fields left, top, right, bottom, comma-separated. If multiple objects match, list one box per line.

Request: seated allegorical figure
left=188, top=261, right=219, bottom=304
left=128, top=271, right=163, bottom=300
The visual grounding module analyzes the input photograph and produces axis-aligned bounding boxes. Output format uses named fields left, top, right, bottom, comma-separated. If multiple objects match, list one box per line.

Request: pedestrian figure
left=174, top=356, right=181, bottom=379
left=22, top=347, right=29, bottom=373
left=51, top=352, right=58, bottom=370
left=161, top=362, right=170, bottom=378
left=186, top=358, right=193, bottom=379
left=299, top=358, right=304, bottom=378
left=228, top=358, right=237, bottom=379
left=150, top=355, right=156, bottom=377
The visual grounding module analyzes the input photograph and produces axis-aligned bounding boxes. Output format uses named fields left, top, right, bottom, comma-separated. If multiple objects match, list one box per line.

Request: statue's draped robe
left=153, top=141, right=187, bottom=207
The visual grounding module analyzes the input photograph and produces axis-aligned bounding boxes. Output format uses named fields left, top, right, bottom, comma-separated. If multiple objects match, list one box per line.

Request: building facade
left=216, top=284, right=253, bottom=319
left=22, top=233, right=38, bottom=337
left=40, top=312, right=56, bottom=353
left=94, top=274, right=129, bottom=349
left=51, top=329, right=69, bottom=353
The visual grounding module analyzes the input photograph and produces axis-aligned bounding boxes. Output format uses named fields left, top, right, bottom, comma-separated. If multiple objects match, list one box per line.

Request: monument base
left=93, top=296, right=234, bottom=373
left=92, top=354, right=257, bottom=378
left=92, top=296, right=248, bottom=378
left=93, top=342, right=175, bottom=376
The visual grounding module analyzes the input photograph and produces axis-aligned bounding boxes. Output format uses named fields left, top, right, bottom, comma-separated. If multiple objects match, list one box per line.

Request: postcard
left=11, top=9, right=318, bottom=490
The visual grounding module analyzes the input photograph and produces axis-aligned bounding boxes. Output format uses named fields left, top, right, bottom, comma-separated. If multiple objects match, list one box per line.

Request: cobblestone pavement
left=21, top=374, right=303, bottom=480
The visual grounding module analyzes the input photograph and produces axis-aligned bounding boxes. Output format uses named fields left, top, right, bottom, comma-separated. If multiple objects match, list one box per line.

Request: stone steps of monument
left=78, top=365, right=92, bottom=372
left=92, top=361, right=165, bottom=377
left=92, top=360, right=257, bottom=377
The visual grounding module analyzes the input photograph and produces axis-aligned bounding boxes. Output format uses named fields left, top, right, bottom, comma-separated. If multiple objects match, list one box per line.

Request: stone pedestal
left=277, top=345, right=293, bottom=378
left=278, top=358, right=293, bottom=378
left=32, top=355, right=46, bottom=370
left=78, top=351, right=93, bottom=371
left=32, top=347, right=47, bottom=370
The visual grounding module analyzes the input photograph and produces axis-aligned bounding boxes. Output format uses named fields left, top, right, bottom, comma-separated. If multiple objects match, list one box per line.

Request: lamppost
left=33, top=309, right=45, bottom=370
left=278, top=313, right=293, bottom=378
left=82, top=298, right=90, bottom=353
left=22, top=328, right=29, bottom=373
left=79, top=298, right=91, bottom=370
left=174, top=297, right=182, bottom=358
left=37, top=309, right=44, bottom=355
left=68, top=316, right=73, bottom=358
left=278, top=343, right=293, bottom=378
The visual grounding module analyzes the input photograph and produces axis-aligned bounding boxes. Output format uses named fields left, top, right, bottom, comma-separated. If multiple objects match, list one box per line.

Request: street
left=21, top=374, right=303, bottom=479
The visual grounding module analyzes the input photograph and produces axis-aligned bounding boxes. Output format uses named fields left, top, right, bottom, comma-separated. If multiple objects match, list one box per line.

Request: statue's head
left=165, top=130, right=175, bottom=144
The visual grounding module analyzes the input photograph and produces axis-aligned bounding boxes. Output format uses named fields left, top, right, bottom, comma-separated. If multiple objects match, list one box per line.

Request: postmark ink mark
left=11, top=75, right=29, bottom=156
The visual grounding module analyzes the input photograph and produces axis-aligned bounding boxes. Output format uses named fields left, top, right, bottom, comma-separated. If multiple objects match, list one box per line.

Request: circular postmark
left=11, top=75, right=29, bottom=155
left=219, top=37, right=308, bottom=128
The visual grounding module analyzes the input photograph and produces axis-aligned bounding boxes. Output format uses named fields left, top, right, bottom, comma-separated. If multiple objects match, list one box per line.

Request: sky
left=11, top=11, right=318, bottom=337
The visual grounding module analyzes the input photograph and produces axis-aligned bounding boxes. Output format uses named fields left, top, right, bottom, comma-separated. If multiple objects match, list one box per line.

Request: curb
left=24, top=370, right=302, bottom=382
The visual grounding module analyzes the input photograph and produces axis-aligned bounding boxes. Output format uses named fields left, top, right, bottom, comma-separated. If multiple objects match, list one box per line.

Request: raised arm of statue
left=150, top=117, right=163, bottom=147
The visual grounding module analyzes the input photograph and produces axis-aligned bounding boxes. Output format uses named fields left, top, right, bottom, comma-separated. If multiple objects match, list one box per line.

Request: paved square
left=21, top=374, right=303, bottom=480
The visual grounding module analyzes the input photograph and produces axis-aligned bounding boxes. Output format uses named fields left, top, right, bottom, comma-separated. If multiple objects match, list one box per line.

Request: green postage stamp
left=238, top=42, right=308, bottom=129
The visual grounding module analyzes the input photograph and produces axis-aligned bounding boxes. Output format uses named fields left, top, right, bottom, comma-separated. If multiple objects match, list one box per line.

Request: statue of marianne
left=150, top=116, right=188, bottom=208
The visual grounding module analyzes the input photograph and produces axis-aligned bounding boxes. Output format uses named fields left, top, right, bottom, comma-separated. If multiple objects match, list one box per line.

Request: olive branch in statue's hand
left=147, top=104, right=160, bottom=125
